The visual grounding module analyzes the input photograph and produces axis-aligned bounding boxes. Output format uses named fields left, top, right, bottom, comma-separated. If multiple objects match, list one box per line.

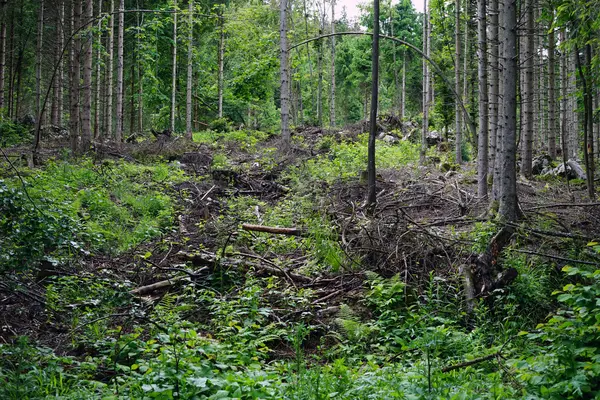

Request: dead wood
left=474, top=226, right=518, bottom=295
left=177, top=250, right=313, bottom=284
left=130, top=276, right=186, bottom=296
left=441, top=352, right=501, bottom=373
left=459, top=264, right=475, bottom=314
left=241, top=223, right=305, bottom=236
left=523, top=202, right=600, bottom=211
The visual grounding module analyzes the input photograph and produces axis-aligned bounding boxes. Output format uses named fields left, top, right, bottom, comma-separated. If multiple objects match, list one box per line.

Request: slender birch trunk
left=279, top=0, right=290, bottom=146
left=329, top=0, right=336, bottom=127
left=170, top=0, right=177, bottom=132
left=186, top=0, right=193, bottom=138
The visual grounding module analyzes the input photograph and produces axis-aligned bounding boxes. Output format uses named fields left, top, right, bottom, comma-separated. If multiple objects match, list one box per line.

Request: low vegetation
left=1, top=128, right=599, bottom=399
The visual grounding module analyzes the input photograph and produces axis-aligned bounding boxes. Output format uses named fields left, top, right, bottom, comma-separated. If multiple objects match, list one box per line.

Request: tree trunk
left=279, top=0, right=290, bottom=146
left=401, top=49, right=406, bottom=120
left=36, top=0, right=44, bottom=126
left=454, top=0, right=462, bottom=164
left=51, top=1, right=62, bottom=127
left=317, top=13, right=323, bottom=127
left=329, top=0, right=336, bottom=128
left=498, top=0, right=518, bottom=221
left=490, top=0, right=501, bottom=201
left=170, top=0, right=177, bottom=132
left=476, top=0, right=488, bottom=197
left=521, top=0, right=534, bottom=177
left=93, top=1, right=102, bottom=138
left=186, top=0, right=193, bottom=138
left=81, top=0, right=93, bottom=151
left=367, top=0, right=380, bottom=207
left=115, top=0, right=124, bottom=142
left=420, top=0, right=429, bottom=166
left=0, top=19, right=5, bottom=111
left=69, top=0, right=81, bottom=153
left=217, top=6, right=224, bottom=119
left=106, top=0, right=115, bottom=139
left=568, top=49, right=578, bottom=160
left=547, top=23, right=557, bottom=158
left=390, top=1, right=398, bottom=116
left=137, top=0, right=143, bottom=134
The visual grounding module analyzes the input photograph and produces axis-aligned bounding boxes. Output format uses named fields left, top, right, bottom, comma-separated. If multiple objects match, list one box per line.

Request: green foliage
left=0, top=118, right=31, bottom=147
left=516, top=260, right=600, bottom=399
left=209, top=117, right=233, bottom=133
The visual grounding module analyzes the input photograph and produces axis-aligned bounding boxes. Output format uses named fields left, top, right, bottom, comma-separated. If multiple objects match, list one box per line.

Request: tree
left=81, top=0, right=93, bottom=151
left=548, top=19, right=557, bottom=159
left=329, top=0, right=336, bottom=127
left=476, top=0, right=488, bottom=197
left=69, top=0, right=81, bottom=152
left=106, top=0, right=115, bottom=139
left=420, top=0, right=429, bottom=166
left=280, top=0, right=290, bottom=146
left=498, top=0, right=518, bottom=221
left=521, top=0, right=534, bottom=177
left=186, top=0, right=193, bottom=138
left=115, top=0, right=124, bottom=143
left=217, top=4, right=225, bottom=119
left=367, top=0, right=380, bottom=206
left=454, top=0, right=462, bottom=164
left=170, top=0, right=178, bottom=132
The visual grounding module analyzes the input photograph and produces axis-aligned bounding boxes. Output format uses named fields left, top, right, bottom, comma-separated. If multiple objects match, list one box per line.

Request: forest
left=0, top=0, right=599, bottom=397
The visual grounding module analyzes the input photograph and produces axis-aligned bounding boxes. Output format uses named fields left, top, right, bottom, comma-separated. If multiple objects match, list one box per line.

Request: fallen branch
left=130, top=276, right=186, bottom=296
left=241, top=223, right=305, bottom=236
left=512, top=249, right=600, bottom=266
left=441, top=352, right=501, bottom=373
left=523, top=202, right=600, bottom=211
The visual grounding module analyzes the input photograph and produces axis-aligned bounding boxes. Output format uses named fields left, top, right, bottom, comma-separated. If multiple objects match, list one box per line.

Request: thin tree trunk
left=491, top=0, right=502, bottom=201
left=329, top=0, right=336, bottom=127
left=170, top=0, right=177, bottom=132
left=568, top=49, right=578, bottom=160
left=401, top=49, right=406, bottom=120
left=115, top=0, right=124, bottom=142
left=51, top=1, right=64, bottom=127
left=137, top=0, right=143, bottom=134
left=217, top=6, right=224, bottom=119
left=93, top=1, right=101, bottom=138
left=390, top=1, right=398, bottom=116
left=186, top=0, right=193, bottom=138
left=0, top=20, right=5, bottom=111
left=36, top=0, right=44, bottom=126
left=455, top=0, right=462, bottom=164
left=7, top=10, right=13, bottom=118
left=521, top=0, right=534, bottom=176
left=476, top=0, right=488, bottom=197
left=106, top=0, right=115, bottom=139
left=279, top=0, right=290, bottom=146
left=367, top=0, right=380, bottom=206
left=81, top=0, right=93, bottom=151
left=420, top=0, right=429, bottom=166
left=498, top=0, right=518, bottom=221
left=548, top=23, right=557, bottom=158
left=69, top=0, right=81, bottom=153
left=317, top=10, right=324, bottom=127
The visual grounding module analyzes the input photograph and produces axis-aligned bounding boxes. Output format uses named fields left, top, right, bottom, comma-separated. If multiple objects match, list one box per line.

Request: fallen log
left=130, top=276, right=185, bottom=296
left=441, top=352, right=501, bottom=373
left=241, top=223, right=305, bottom=236
left=177, top=250, right=313, bottom=284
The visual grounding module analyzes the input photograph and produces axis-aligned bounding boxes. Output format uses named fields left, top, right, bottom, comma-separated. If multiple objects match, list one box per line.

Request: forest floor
left=1, top=126, right=600, bottom=399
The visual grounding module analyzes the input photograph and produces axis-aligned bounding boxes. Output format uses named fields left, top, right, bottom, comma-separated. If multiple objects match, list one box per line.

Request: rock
left=531, top=154, right=553, bottom=175
left=567, top=160, right=586, bottom=180
left=541, top=159, right=586, bottom=180
left=426, top=130, right=442, bottom=146
left=382, top=134, right=399, bottom=144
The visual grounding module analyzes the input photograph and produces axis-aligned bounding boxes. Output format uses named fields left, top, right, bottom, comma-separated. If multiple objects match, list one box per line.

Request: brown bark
left=81, top=0, right=93, bottom=151
left=115, top=0, right=124, bottom=143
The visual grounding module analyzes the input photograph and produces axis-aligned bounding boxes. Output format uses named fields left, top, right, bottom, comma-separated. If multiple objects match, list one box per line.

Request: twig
left=512, top=249, right=599, bottom=266
left=311, top=289, right=344, bottom=305
left=241, top=223, right=305, bottom=236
